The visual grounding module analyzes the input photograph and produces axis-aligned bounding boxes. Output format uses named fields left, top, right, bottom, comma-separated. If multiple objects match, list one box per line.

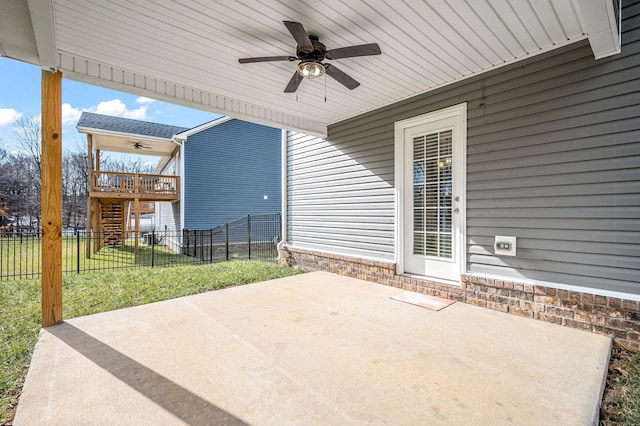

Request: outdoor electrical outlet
left=494, top=236, right=517, bottom=256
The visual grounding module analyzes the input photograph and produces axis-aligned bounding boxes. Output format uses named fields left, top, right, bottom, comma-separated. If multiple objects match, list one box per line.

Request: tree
left=0, top=117, right=43, bottom=230
left=101, top=155, right=155, bottom=174
left=13, top=115, right=41, bottom=173
left=0, top=126, right=158, bottom=231
left=0, top=147, right=8, bottom=228
left=62, top=145, right=89, bottom=230
left=1, top=152, right=40, bottom=230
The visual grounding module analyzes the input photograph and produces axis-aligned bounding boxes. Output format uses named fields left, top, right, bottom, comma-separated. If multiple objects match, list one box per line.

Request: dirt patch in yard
left=600, top=342, right=640, bottom=425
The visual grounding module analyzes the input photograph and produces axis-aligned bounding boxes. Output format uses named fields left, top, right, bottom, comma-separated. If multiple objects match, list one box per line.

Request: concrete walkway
left=15, top=272, right=610, bottom=425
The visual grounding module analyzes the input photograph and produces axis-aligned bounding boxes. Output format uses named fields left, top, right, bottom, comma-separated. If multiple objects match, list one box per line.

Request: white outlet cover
left=494, top=236, right=517, bottom=256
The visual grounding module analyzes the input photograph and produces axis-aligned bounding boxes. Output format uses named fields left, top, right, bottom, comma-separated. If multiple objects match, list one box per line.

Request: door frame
left=394, top=103, right=467, bottom=283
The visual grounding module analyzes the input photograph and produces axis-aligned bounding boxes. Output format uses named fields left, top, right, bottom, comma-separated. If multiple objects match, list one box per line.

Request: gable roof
left=174, top=116, right=234, bottom=140
left=77, top=112, right=188, bottom=140
left=76, top=112, right=189, bottom=160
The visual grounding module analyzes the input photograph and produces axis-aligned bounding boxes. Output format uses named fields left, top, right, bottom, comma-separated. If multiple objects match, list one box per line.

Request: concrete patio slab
left=15, top=271, right=610, bottom=425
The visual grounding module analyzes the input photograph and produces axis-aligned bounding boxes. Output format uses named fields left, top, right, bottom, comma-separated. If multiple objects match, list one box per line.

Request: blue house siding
left=183, top=120, right=281, bottom=229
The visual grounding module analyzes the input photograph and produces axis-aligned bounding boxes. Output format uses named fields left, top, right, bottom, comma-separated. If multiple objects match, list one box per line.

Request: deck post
left=134, top=197, right=140, bottom=255
left=92, top=199, right=100, bottom=253
left=85, top=134, right=93, bottom=258
left=41, top=69, right=63, bottom=327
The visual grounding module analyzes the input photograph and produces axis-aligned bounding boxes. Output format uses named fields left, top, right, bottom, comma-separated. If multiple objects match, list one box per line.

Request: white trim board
left=76, top=126, right=174, bottom=143
left=173, top=116, right=234, bottom=141
left=281, top=130, right=288, bottom=245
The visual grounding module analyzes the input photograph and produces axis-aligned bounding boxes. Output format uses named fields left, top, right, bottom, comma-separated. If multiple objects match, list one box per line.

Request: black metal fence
left=0, top=213, right=281, bottom=281
left=182, top=213, right=281, bottom=263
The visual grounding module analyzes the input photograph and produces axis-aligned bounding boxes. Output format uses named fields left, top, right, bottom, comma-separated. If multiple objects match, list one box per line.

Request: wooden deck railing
left=91, top=171, right=179, bottom=200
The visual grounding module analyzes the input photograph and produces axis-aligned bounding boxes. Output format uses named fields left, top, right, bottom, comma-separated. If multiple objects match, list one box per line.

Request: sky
left=0, top=57, right=221, bottom=161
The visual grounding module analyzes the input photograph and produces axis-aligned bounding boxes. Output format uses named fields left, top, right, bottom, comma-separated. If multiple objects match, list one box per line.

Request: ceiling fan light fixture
left=297, top=61, right=325, bottom=78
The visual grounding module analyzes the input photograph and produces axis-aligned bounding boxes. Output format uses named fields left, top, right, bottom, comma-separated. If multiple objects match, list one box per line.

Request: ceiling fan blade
left=283, top=21, right=314, bottom=53
left=284, top=72, right=304, bottom=93
left=132, top=142, right=152, bottom=150
left=324, top=64, right=360, bottom=90
left=238, top=56, right=297, bottom=63
left=325, top=43, right=381, bottom=60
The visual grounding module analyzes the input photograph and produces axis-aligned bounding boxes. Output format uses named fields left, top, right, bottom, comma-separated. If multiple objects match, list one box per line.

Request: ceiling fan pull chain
left=324, top=75, right=327, bottom=102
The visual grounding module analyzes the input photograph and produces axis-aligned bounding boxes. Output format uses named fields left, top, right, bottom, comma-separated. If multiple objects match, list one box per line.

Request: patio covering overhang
left=0, top=0, right=621, bottom=138
left=76, top=112, right=188, bottom=158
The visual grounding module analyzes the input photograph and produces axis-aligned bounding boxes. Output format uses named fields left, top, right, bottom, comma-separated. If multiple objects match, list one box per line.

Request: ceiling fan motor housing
left=296, top=35, right=327, bottom=62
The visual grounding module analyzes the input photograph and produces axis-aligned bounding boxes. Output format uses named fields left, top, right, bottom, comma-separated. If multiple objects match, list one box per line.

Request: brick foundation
left=283, top=246, right=640, bottom=350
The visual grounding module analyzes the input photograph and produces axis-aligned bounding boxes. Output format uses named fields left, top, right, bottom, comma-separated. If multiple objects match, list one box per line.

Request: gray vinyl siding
left=286, top=130, right=395, bottom=260
left=184, top=119, right=281, bottom=229
left=287, top=1, right=640, bottom=294
left=155, top=157, right=180, bottom=232
left=156, top=201, right=180, bottom=232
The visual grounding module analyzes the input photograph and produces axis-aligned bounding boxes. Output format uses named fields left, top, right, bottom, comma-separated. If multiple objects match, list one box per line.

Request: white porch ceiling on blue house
left=0, top=0, right=620, bottom=137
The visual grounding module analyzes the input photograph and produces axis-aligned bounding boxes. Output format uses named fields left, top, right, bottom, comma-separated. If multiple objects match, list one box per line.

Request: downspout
left=171, top=135, right=186, bottom=246
left=276, top=129, right=287, bottom=262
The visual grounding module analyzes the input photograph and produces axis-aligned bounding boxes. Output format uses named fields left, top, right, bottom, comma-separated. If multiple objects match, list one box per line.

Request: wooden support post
left=125, top=201, right=132, bottom=234
left=120, top=200, right=125, bottom=248
left=134, top=173, right=139, bottom=192
left=41, top=70, right=63, bottom=327
left=134, top=198, right=140, bottom=255
left=85, top=134, right=93, bottom=258
left=93, top=199, right=100, bottom=253
left=95, top=149, right=100, bottom=171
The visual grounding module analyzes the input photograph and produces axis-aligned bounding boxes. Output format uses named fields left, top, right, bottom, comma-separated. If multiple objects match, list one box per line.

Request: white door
left=397, top=104, right=466, bottom=283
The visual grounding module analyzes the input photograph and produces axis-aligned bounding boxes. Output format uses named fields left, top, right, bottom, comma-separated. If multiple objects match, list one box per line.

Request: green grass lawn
left=0, top=235, right=277, bottom=280
left=0, top=261, right=304, bottom=424
left=0, top=235, right=202, bottom=280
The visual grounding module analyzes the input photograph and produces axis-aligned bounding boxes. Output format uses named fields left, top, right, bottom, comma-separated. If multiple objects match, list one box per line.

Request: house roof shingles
left=77, top=112, right=188, bottom=139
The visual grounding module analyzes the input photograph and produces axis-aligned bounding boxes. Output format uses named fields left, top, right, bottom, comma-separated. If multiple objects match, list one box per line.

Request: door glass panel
left=412, top=130, right=453, bottom=259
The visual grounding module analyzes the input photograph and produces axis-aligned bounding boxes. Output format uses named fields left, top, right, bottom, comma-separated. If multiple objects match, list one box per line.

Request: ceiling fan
left=131, top=142, right=152, bottom=150
left=238, top=21, right=381, bottom=93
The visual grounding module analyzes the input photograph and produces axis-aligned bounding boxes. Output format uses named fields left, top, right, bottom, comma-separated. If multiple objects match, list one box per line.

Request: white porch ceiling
left=0, top=0, right=620, bottom=137
left=79, top=132, right=177, bottom=158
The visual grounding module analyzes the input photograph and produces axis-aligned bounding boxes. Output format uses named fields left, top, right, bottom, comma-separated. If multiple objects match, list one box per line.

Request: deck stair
left=99, top=200, right=125, bottom=246
left=87, top=172, right=177, bottom=255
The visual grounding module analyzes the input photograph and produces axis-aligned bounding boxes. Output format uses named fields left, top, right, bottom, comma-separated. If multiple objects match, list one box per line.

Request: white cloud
left=135, top=96, right=155, bottom=104
left=92, top=99, right=148, bottom=119
left=0, top=108, right=22, bottom=126
left=27, top=98, right=150, bottom=129
left=62, top=103, right=82, bottom=125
